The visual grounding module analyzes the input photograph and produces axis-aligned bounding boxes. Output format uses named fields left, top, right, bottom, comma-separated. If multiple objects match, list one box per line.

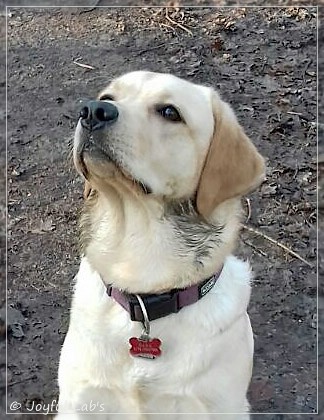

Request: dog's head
left=74, top=71, right=265, bottom=219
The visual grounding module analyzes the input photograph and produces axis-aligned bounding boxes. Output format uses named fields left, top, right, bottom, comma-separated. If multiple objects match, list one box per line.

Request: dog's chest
left=59, top=256, right=254, bottom=415
left=70, top=283, right=221, bottom=393
left=65, top=297, right=252, bottom=416
left=74, top=304, right=213, bottom=388
left=70, top=255, right=252, bottom=387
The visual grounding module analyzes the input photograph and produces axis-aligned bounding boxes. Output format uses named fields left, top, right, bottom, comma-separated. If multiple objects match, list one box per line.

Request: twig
left=160, top=22, right=177, bottom=34
left=244, top=198, right=251, bottom=223
left=151, top=7, right=164, bottom=18
left=286, top=111, right=303, bottom=116
left=62, top=113, right=75, bottom=120
left=242, top=239, right=268, bottom=258
left=7, top=375, right=37, bottom=388
left=30, top=283, right=41, bottom=292
left=73, top=60, right=95, bottom=70
left=242, top=225, right=312, bottom=267
left=165, top=8, right=193, bottom=35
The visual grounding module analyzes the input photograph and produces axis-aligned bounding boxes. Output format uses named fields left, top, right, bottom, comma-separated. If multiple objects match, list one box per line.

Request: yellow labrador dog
left=57, top=71, right=265, bottom=419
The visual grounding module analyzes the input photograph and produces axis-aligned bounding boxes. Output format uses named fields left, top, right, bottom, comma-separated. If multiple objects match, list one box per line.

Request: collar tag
left=129, top=336, right=162, bottom=359
left=199, top=276, right=217, bottom=298
left=129, top=294, right=162, bottom=359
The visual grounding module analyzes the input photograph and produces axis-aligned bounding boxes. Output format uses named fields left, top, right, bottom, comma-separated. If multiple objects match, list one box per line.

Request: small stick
left=242, top=224, right=312, bottom=267
left=62, top=113, right=74, bottom=120
left=7, top=375, right=37, bottom=388
left=152, top=7, right=163, bottom=17
left=243, top=239, right=268, bottom=257
left=244, top=198, right=251, bottom=223
left=287, top=111, right=303, bottom=116
left=73, top=61, right=95, bottom=70
left=165, top=8, right=193, bottom=35
left=160, top=22, right=177, bottom=33
left=30, top=283, right=41, bottom=292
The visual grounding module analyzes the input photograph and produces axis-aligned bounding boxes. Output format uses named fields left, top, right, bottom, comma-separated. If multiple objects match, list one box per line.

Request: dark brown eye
left=157, top=105, right=183, bottom=123
left=99, top=94, right=115, bottom=101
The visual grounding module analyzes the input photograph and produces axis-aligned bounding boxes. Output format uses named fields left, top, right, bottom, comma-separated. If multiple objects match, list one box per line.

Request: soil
left=1, top=3, right=321, bottom=420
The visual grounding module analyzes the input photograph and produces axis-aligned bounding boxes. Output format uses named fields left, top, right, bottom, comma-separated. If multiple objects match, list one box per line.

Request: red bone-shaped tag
left=129, top=337, right=162, bottom=359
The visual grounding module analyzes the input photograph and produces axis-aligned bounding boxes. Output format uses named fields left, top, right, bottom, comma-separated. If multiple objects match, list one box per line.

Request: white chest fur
left=57, top=256, right=253, bottom=418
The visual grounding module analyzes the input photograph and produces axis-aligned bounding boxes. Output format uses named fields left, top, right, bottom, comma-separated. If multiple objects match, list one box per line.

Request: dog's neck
left=79, top=185, right=242, bottom=294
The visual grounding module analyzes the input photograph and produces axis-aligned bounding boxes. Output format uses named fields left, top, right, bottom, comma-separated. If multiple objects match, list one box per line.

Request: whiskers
left=61, top=135, right=76, bottom=174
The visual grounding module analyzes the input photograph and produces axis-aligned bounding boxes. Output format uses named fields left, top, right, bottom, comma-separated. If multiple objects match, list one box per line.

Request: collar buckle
left=129, top=291, right=179, bottom=322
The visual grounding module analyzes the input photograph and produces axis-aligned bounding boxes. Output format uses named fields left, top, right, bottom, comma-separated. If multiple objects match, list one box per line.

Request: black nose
left=79, top=100, right=119, bottom=131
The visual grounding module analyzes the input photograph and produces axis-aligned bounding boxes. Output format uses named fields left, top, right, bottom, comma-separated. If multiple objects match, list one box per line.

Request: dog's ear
left=83, top=181, right=92, bottom=199
left=196, top=92, right=265, bottom=218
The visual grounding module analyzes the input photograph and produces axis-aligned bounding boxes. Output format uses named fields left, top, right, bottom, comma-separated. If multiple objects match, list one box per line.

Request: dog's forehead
left=101, top=71, right=212, bottom=107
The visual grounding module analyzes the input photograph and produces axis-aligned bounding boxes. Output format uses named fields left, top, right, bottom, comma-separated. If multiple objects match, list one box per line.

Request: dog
left=56, top=71, right=265, bottom=419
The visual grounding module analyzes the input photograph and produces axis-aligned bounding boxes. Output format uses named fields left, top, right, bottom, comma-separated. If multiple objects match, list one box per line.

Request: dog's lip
left=77, top=136, right=152, bottom=195
left=77, top=137, right=102, bottom=180
left=79, top=152, right=89, bottom=180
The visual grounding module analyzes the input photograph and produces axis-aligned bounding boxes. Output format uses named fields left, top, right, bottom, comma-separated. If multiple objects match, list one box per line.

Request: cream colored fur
left=56, top=71, right=265, bottom=419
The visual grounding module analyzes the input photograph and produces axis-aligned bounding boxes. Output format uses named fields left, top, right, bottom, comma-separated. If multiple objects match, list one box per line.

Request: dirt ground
left=1, top=3, right=321, bottom=419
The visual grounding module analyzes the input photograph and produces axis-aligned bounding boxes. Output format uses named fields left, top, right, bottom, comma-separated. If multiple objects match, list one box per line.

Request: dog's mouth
left=77, top=134, right=152, bottom=195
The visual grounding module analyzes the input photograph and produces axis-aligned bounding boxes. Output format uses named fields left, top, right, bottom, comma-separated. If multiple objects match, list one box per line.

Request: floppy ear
left=83, top=180, right=92, bottom=199
left=196, top=93, right=265, bottom=218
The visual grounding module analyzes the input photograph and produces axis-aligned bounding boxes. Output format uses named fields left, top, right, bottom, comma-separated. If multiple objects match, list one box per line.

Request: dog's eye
left=99, top=94, right=115, bottom=101
left=156, top=105, right=183, bottom=123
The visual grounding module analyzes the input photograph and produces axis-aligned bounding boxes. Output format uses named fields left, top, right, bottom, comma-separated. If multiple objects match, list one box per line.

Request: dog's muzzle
left=75, top=100, right=152, bottom=194
left=79, top=100, right=119, bottom=131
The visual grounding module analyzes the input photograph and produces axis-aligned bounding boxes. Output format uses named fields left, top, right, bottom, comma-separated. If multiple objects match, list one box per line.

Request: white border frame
left=5, top=4, right=319, bottom=416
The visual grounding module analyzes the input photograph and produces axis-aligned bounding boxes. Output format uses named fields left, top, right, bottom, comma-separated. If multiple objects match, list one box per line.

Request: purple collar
left=106, top=268, right=223, bottom=322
